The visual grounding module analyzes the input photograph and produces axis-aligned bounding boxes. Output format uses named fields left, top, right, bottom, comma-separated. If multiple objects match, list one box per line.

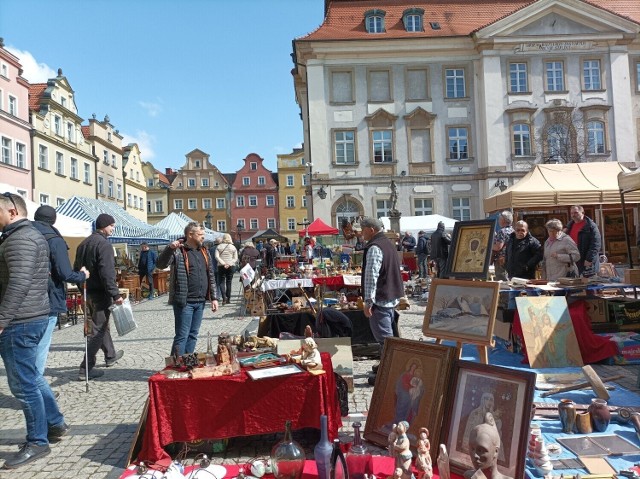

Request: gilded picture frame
left=442, top=360, right=535, bottom=479
left=363, top=338, right=457, bottom=463
left=444, top=219, right=496, bottom=279
left=422, top=278, right=500, bottom=347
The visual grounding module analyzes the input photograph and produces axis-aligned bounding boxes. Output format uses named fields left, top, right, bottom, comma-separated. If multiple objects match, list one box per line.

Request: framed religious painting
left=364, top=338, right=457, bottom=463
left=441, top=360, right=536, bottom=479
left=523, top=215, right=547, bottom=244
left=422, top=278, right=500, bottom=347
left=444, top=219, right=495, bottom=279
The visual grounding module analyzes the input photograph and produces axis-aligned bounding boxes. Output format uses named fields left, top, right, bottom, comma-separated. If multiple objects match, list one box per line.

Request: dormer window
left=403, top=8, right=424, bottom=32
left=365, top=9, right=385, bottom=34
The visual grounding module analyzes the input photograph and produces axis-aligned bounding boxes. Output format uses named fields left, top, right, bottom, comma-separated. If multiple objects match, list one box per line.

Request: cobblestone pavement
left=1, top=276, right=639, bottom=477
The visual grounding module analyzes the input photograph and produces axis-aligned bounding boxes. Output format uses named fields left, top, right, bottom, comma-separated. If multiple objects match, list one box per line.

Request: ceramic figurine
left=464, top=413, right=513, bottom=479
left=532, top=437, right=553, bottom=476
left=415, top=427, right=433, bottom=479
left=437, top=444, right=450, bottom=479
left=299, top=337, right=322, bottom=371
left=216, top=343, right=230, bottom=365
left=388, top=423, right=398, bottom=458
left=389, top=467, right=404, bottom=479
left=392, top=421, right=414, bottom=479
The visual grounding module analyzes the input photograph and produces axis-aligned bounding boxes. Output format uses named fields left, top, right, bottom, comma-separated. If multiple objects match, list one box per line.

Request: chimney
left=165, top=168, right=173, bottom=175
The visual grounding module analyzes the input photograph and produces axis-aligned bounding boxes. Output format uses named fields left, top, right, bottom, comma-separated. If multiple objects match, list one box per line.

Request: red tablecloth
left=137, top=353, right=342, bottom=464
left=512, top=299, right=619, bottom=365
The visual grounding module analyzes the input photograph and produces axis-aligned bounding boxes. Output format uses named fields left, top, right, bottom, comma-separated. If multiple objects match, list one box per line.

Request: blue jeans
left=171, top=302, right=205, bottom=355
left=36, top=315, right=58, bottom=375
left=369, top=305, right=395, bottom=353
left=0, top=317, right=65, bottom=446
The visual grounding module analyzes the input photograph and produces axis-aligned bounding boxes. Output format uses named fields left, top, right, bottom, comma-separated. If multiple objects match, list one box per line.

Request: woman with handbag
left=542, top=219, right=581, bottom=281
left=215, top=234, right=238, bottom=304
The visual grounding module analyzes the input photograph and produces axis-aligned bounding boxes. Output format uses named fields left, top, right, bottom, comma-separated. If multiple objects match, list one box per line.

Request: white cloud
left=121, top=130, right=156, bottom=160
left=6, top=46, right=56, bottom=83
left=138, top=99, right=163, bottom=118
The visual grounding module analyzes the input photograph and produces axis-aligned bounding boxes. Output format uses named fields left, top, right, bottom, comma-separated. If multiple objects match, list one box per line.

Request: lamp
left=495, top=180, right=508, bottom=192
left=318, top=186, right=327, bottom=200
left=204, top=212, right=213, bottom=229
left=237, top=222, right=244, bottom=243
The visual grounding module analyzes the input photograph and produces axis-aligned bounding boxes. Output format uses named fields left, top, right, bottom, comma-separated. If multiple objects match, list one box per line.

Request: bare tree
left=537, top=106, right=586, bottom=164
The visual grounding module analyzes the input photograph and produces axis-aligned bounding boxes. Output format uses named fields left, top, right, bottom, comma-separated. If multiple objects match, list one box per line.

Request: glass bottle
left=271, top=420, right=305, bottom=479
left=346, top=422, right=371, bottom=479
left=205, top=332, right=216, bottom=366
left=314, top=415, right=333, bottom=479
left=330, top=438, right=348, bottom=479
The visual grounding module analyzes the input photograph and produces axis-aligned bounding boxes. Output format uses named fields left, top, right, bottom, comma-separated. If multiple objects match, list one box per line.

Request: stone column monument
left=388, top=180, right=401, bottom=233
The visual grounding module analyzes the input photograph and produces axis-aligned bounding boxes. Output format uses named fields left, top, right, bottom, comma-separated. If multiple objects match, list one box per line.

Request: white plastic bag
left=110, top=298, right=137, bottom=336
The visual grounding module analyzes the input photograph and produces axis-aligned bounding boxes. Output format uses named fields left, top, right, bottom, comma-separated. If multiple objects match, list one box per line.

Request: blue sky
left=0, top=0, right=324, bottom=172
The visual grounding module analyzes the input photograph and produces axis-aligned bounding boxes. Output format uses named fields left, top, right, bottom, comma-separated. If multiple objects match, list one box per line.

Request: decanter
left=314, top=415, right=333, bottom=479
left=271, top=420, right=305, bottom=479
left=346, top=422, right=371, bottom=479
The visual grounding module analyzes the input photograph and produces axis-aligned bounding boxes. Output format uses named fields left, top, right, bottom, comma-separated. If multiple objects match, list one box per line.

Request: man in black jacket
left=505, top=221, right=543, bottom=279
left=416, top=231, right=429, bottom=278
left=138, top=242, right=158, bottom=299
left=564, top=205, right=601, bottom=276
left=74, top=213, right=124, bottom=381
left=430, top=221, right=452, bottom=278
left=32, top=205, right=89, bottom=376
left=0, top=193, right=67, bottom=468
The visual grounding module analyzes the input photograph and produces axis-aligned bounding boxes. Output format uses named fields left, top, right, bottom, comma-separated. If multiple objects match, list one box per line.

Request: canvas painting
left=515, top=296, right=583, bottom=368
left=277, top=337, right=354, bottom=391
left=423, top=279, right=500, bottom=346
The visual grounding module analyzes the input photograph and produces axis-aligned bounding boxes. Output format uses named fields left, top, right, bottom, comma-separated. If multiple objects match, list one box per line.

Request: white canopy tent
left=155, top=212, right=222, bottom=243
left=380, top=214, right=457, bottom=237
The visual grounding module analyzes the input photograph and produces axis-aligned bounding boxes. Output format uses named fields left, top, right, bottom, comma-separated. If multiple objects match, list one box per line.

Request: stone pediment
left=475, top=0, right=640, bottom=42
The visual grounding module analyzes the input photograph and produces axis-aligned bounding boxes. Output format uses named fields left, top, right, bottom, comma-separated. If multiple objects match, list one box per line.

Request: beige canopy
left=484, top=162, right=640, bottom=212
left=618, top=168, right=640, bottom=194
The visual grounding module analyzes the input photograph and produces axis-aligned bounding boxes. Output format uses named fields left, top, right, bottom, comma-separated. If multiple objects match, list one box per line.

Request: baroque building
left=292, top=0, right=640, bottom=223
left=277, top=147, right=309, bottom=242
left=142, top=161, right=171, bottom=225
left=122, top=143, right=148, bottom=222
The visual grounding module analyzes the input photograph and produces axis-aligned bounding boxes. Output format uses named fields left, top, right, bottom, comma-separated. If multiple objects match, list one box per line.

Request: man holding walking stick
left=74, top=213, right=124, bottom=381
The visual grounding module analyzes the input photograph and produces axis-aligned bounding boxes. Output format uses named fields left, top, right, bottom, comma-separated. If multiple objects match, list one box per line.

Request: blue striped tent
left=155, top=212, right=222, bottom=243
left=56, top=196, right=169, bottom=245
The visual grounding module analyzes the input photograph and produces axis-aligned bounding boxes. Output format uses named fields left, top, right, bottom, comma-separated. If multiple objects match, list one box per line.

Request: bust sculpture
left=464, top=413, right=512, bottom=479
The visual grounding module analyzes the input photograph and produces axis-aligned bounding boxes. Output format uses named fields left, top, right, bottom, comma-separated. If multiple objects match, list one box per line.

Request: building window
left=250, top=162, right=257, bottom=170
left=67, top=122, right=74, bottom=142
left=117, top=183, right=122, bottom=200
left=286, top=175, right=294, bottom=187
left=236, top=196, right=245, bottom=207
left=111, top=154, right=117, bottom=168
left=513, top=123, right=531, bottom=156
left=267, top=218, right=276, bottom=229
left=583, top=60, right=601, bottom=90
left=242, top=177, right=250, bottom=186
left=335, top=130, right=356, bottom=164
left=414, top=198, right=433, bottom=216
left=288, top=218, right=296, bottom=230
left=136, top=171, right=139, bottom=182
left=134, top=196, right=139, bottom=209
left=103, top=150, right=109, bottom=164
left=70, top=158, right=78, bottom=179
left=15, top=142, right=25, bottom=168
left=368, top=70, right=391, bottom=102
left=174, top=199, right=183, bottom=210
left=365, top=10, right=385, bottom=33
left=406, top=68, right=428, bottom=101
left=8, top=95, right=17, bottom=116
left=250, top=219, right=259, bottom=230
left=84, top=163, right=91, bottom=183
left=258, top=176, right=266, bottom=185
left=445, top=68, right=466, bottom=98
left=587, top=120, right=606, bottom=154
left=302, top=195, right=307, bottom=208
left=372, top=130, right=393, bottom=163
left=54, top=116, right=61, bottom=135
left=56, top=152, right=64, bottom=175
left=203, top=198, right=212, bottom=209
left=331, top=71, right=354, bottom=103
left=148, top=179, right=155, bottom=188
left=403, top=8, right=423, bottom=32
left=376, top=199, right=391, bottom=218
left=147, top=201, right=152, bottom=213
left=217, top=220, right=226, bottom=231
left=194, top=160, right=201, bottom=168
left=286, top=195, right=295, bottom=208
left=188, top=178, right=196, bottom=188
left=188, top=199, right=197, bottom=209
left=452, top=197, right=471, bottom=221
left=155, top=200, right=163, bottom=213
left=1, top=137, right=10, bottom=164
left=509, top=63, right=528, bottom=93
left=545, top=61, right=565, bottom=91
left=302, top=174, right=308, bottom=186
left=106, top=180, right=113, bottom=198
left=39, top=145, right=48, bottom=169
left=98, top=177, right=104, bottom=195
left=447, top=127, right=468, bottom=160
left=216, top=198, right=225, bottom=209
left=0, top=63, right=6, bottom=77
left=201, top=178, right=209, bottom=187
left=39, top=194, right=49, bottom=205
left=56, top=197, right=65, bottom=207
left=637, top=62, right=640, bottom=92
left=237, top=219, right=246, bottom=229
left=266, top=195, right=275, bottom=207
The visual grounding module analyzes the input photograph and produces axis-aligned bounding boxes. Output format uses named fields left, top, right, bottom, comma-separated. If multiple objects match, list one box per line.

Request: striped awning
left=155, top=212, right=222, bottom=242
left=56, top=196, right=169, bottom=245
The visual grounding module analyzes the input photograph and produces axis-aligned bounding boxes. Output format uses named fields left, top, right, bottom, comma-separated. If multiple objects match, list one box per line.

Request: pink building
left=231, top=153, right=279, bottom=241
left=0, top=39, right=32, bottom=198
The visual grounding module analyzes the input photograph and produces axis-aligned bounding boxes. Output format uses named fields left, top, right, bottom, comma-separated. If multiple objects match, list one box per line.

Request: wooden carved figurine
left=415, top=427, right=433, bottom=479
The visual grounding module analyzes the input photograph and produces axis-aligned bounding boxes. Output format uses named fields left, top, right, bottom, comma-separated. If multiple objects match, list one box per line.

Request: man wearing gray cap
left=360, top=217, right=403, bottom=382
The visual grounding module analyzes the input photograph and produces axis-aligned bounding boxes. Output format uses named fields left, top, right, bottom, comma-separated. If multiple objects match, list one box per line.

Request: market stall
left=617, top=168, right=640, bottom=268
left=155, top=211, right=221, bottom=243
left=297, top=218, right=339, bottom=238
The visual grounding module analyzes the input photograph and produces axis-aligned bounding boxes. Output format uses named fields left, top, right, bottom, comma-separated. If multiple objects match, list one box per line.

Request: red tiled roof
left=155, top=169, right=170, bottom=186
left=81, top=125, right=90, bottom=139
left=28, top=83, right=47, bottom=111
left=302, top=0, right=640, bottom=41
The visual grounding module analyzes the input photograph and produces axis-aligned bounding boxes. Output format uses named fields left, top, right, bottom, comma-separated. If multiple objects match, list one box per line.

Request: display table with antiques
left=136, top=352, right=341, bottom=464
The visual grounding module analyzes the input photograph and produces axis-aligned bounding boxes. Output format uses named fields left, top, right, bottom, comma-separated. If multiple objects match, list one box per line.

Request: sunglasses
left=2, top=192, right=17, bottom=212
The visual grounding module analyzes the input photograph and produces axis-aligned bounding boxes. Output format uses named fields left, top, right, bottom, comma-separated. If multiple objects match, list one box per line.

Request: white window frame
left=217, top=220, right=226, bottom=231
left=452, top=197, right=471, bottom=221
left=258, top=176, right=266, bottom=185
left=266, top=195, right=275, bottom=207
left=267, top=218, right=276, bottom=229
left=372, top=130, right=393, bottom=163
left=108, top=180, right=114, bottom=198
left=250, top=218, right=259, bottom=230
left=366, top=15, right=384, bottom=33
left=174, top=199, right=183, bottom=210
left=242, top=177, right=250, bottom=186
left=237, top=219, right=246, bottom=229
left=201, top=178, right=209, bottom=187
left=202, top=198, right=212, bottom=209
left=188, top=198, right=197, bottom=210
left=39, top=193, right=50, bottom=205
left=56, top=197, right=65, bottom=207
left=445, top=68, right=466, bottom=98
left=286, top=195, right=295, bottom=208
left=249, top=195, right=258, bottom=207
left=583, top=59, right=601, bottom=91
left=509, top=62, right=528, bottom=93
left=376, top=199, right=391, bottom=219
left=286, top=175, right=294, bottom=187
left=155, top=200, right=163, bottom=213
left=513, top=123, right=532, bottom=157
left=55, top=152, right=64, bottom=175
left=39, top=145, right=48, bottom=169
left=413, top=198, right=433, bottom=216
left=117, top=183, right=122, bottom=200
left=188, top=178, right=196, bottom=188
left=250, top=162, right=257, bottom=170
left=287, top=218, right=296, bottom=230
left=545, top=61, right=565, bottom=92
left=15, top=142, right=25, bottom=168
left=335, top=130, right=356, bottom=164
left=448, top=127, right=469, bottom=160
left=54, top=116, right=62, bottom=136
left=66, top=122, right=74, bottom=142
left=8, top=95, right=17, bottom=116
left=587, top=120, right=606, bottom=154
left=70, top=158, right=78, bottom=179
left=405, top=14, right=422, bottom=32
left=216, top=198, right=225, bottom=209
left=98, top=177, right=104, bottom=195
left=302, top=195, right=307, bottom=208
left=84, top=163, right=91, bottom=183
left=1, top=137, right=11, bottom=164
left=236, top=195, right=245, bottom=207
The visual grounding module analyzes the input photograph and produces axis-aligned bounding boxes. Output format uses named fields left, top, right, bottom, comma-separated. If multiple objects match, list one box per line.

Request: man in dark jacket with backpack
left=32, top=205, right=89, bottom=376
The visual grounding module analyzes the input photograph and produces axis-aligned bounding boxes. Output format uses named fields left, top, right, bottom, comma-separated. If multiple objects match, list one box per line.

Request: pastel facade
left=142, top=161, right=171, bottom=225
left=122, top=143, right=148, bottom=222
left=277, top=147, right=309, bottom=242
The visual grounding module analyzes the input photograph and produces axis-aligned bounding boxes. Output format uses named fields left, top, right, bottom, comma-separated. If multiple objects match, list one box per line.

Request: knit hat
left=96, top=213, right=116, bottom=229
left=34, top=205, right=57, bottom=225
